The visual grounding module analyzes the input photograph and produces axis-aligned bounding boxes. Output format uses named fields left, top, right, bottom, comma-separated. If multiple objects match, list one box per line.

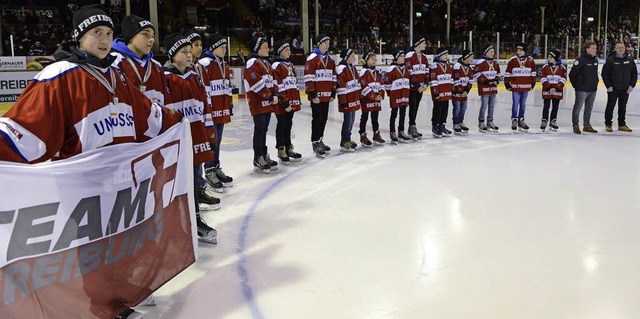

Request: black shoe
left=196, top=188, right=221, bottom=211
left=214, top=167, right=233, bottom=186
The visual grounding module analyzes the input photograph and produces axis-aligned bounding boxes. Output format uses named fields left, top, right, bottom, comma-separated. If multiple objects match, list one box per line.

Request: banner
left=0, top=121, right=197, bottom=319
left=0, top=57, right=26, bottom=71
left=0, top=71, right=38, bottom=104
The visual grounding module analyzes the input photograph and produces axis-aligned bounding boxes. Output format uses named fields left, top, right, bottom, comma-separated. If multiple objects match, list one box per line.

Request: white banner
left=0, top=57, right=26, bottom=71
left=0, top=71, right=38, bottom=104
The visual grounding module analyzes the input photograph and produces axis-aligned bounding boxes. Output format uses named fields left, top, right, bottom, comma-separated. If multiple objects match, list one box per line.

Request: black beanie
left=482, top=44, right=494, bottom=56
left=184, top=30, right=202, bottom=44
left=413, top=36, right=426, bottom=48
left=248, top=37, right=267, bottom=53
left=72, top=5, right=114, bottom=41
left=164, top=33, right=191, bottom=61
left=516, top=42, right=528, bottom=53
left=274, top=40, right=290, bottom=56
left=316, top=34, right=330, bottom=47
left=549, top=49, right=562, bottom=61
left=340, top=48, right=354, bottom=60
left=205, top=33, right=226, bottom=52
left=122, top=15, right=155, bottom=44
left=435, top=47, right=449, bottom=59
left=393, top=50, right=405, bottom=61
left=460, top=49, right=474, bottom=61
left=363, top=51, right=375, bottom=63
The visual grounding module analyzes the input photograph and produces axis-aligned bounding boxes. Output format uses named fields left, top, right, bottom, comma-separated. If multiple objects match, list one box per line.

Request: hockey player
left=200, top=34, right=234, bottom=188
left=540, top=49, right=567, bottom=132
left=162, top=33, right=219, bottom=244
left=384, top=50, right=412, bottom=143
left=505, top=42, right=536, bottom=132
left=336, top=48, right=361, bottom=152
left=359, top=52, right=385, bottom=147
left=452, top=50, right=474, bottom=134
left=110, top=15, right=167, bottom=107
left=304, top=34, right=337, bottom=157
left=406, top=36, right=429, bottom=139
left=0, top=6, right=181, bottom=319
left=244, top=37, right=279, bottom=173
left=474, top=44, right=501, bottom=133
left=429, top=47, right=454, bottom=137
left=272, top=40, right=303, bottom=162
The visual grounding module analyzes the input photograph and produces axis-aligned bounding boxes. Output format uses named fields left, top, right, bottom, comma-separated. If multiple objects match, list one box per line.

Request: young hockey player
left=452, top=50, right=474, bottom=134
left=505, top=42, right=537, bottom=132
left=405, top=36, right=429, bottom=139
left=200, top=34, right=234, bottom=188
left=110, top=15, right=167, bottom=107
left=244, top=37, right=279, bottom=173
left=304, top=34, right=337, bottom=157
left=429, top=47, right=454, bottom=137
left=272, top=40, right=303, bottom=162
left=336, top=48, right=362, bottom=152
left=540, top=49, right=567, bottom=132
left=162, top=33, right=219, bottom=244
left=384, top=50, right=412, bottom=143
left=359, top=52, right=385, bottom=147
left=473, top=44, right=501, bottom=133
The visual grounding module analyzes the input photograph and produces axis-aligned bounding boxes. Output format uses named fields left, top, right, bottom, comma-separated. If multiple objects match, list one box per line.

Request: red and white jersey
left=335, top=63, right=362, bottom=113
left=199, top=55, right=233, bottom=124
left=244, top=56, right=276, bottom=116
left=429, top=61, right=454, bottom=101
left=384, top=64, right=410, bottom=108
left=405, top=51, right=429, bottom=91
left=540, top=64, right=567, bottom=100
left=164, top=68, right=215, bottom=165
left=304, top=52, right=337, bottom=102
left=0, top=61, right=180, bottom=163
left=504, top=56, right=537, bottom=92
left=111, top=52, right=167, bottom=107
left=452, top=62, right=474, bottom=101
left=272, top=59, right=302, bottom=116
left=473, top=58, right=501, bottom=95
left=359, top=67, right=385, bottom=112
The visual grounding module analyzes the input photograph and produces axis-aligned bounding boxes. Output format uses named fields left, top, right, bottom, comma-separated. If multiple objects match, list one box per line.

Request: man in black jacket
left=569, top=41, right=599, bottom=134
left=601, top=41, right=637, bottom=132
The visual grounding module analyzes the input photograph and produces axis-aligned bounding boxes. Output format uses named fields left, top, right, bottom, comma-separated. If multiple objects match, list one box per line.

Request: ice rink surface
left=139, top=84, right=640, bottom=319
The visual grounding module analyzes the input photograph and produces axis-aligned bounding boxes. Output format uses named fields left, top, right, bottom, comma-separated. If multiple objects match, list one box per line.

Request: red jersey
left=272, top=59, right=302, bottom=116
left=504, top=55, right=537, bottom=92
left=452, top=62, right=473, bottom=101
left=111, top=43, right=168, bottom=107
left=405, top=51, right=429, bottom=91
left=473, top=58, right=501, bottom=95
left=164, top=68, right=215, bottom=165
left=335, top=63, right=362, bottom=113
left=359, top=67, right=385, bottom=112
left=199, top=54, right=233, bottom=124
left=429, top=61, right=454, bottom=102
left=304, top=51, right=337, bottom=102
left=0, top=61, right=180, bottom=163
left=244, top=56, right=277, bottom=116
left=540, top=64, right=567, bottom=100
left=384, top=64, right=410, bottom=108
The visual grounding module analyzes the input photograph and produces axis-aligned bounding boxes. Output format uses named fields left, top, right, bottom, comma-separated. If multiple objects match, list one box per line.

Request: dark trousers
left=253, top=112, right=271, bottom=159
left=390, top=105, right=407, bottom=132
left=341, top=111, right=356, bottom=142
left=276, top=111, right=294, bottom=148
left=204, top=123, right=224, bottom=170
left=542, top=99, right=560, bottom=121
left=605, top=89, right=629, bottom=126
left=311, top=101, right=329, bottom=142
left=431, top=100, right=449, bottom=125
left=409, top=91, right=423, bottom=126
left=359, top=111, right=379, bottom=134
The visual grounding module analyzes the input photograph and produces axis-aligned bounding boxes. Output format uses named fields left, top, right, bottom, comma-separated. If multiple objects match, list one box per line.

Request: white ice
left=139, top=84, right=640, bottom=319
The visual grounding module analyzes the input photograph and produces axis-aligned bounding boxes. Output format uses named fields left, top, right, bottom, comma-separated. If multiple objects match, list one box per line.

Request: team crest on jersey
left=251, top=72, right=257, bottom=79
left=116, top=69, right=128, bottom=85
left=573, top=60, right=579, bottom=66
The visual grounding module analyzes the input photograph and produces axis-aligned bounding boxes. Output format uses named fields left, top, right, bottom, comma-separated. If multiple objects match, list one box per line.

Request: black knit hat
left=363, top=51, right=376, bottom=63
left=122, top=15, right=155, bottom=44
left=435, top=47, right=449, bottom=59
left=549, top=48, right=562, bottom=61
left=248, top=37, right=268, bottom=53
left=516, top=42, right=528, bottom=53
left=460, top=49, right=474, bottom=61
left=205, top=33, right=226, bottom=52
left=183, top=29, right=202, bottom=44
left=316, top=34, right=330, bottom=47
left=72, top=5, right=114, bottom=41
left=482, top=44, right=495, bottom=56
left=340, top=48, right=354, bottom=60
left=164, top=33, right=191, bottom=61
left=413, top=36, right=426, bottom=48
left=274, top=40, right=290, bottom=56
left=393, top=50, right=405, bottom=61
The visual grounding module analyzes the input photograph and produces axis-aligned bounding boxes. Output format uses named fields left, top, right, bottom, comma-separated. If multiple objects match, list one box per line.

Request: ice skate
left=373, top=131, right=385, bottom=146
